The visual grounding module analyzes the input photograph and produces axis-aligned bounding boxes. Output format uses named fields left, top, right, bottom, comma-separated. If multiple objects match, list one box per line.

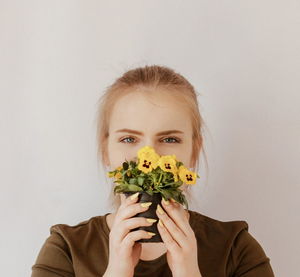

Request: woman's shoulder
left=49, top=213, right=110, bottom=243
left=188, top=209, right=249, bottom=236
left=188, top=209, right=251, bottom=247
left=32, top=214, right=111, bottom=275
left=188, top=209, right=273, bottom=276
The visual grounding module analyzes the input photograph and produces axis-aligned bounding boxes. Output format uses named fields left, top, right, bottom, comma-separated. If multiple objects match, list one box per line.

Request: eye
left=119, top=136, right=182, bottom=144
left=120, top=136, right=137, bottom=144
left=161, top=137, right=181, bottom=143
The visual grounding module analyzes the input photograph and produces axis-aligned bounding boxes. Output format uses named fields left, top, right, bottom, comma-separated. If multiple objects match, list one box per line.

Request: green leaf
left=113, top=180, right=123, bottom=184
left=137, top=177, right=144, bottom=186
left=122, top=162, right=129, bottom=170
left=163, top=182, right=176, bottom=186
left=127, top=184, right=143, bottom=192
left=174, top=181, right=183, bottom=188
left=160, top=190, right=172, bottom=200
left=180, top=194, right=189, bottom=209
left=176, top=161, right=183, bottom=167
left=129, top=178, right=137, bottom=185
left=114, top=184, right=127, bottom=194
left=129, top=161, right=137, bottom=167
left=146, top=189, right=153, bottom=196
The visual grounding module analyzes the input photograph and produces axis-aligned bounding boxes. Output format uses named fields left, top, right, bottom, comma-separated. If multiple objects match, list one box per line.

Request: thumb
left=120, top=193, right=126, bottom=204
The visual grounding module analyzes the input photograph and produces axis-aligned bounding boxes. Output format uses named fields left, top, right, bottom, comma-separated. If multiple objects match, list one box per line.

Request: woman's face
left=106, top=89, right=194, bottom=178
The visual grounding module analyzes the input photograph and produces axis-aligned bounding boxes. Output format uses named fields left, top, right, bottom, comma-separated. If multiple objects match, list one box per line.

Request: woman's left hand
left=156, top=198, right=202, bottom=277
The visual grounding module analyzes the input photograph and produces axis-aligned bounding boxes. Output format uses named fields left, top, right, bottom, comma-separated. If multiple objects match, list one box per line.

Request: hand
left=156, top=198, right=202, bottom=277
left=104, top=192, right=157, bottom=277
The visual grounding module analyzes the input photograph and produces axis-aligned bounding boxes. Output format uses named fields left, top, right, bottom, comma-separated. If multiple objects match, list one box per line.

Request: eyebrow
left=115, top=128, right=184, bottom=136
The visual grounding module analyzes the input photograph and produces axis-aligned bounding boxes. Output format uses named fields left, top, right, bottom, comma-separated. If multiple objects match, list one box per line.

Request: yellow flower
left=178, top=165, right=197, bottom=185
left=107, top=171, right=115, bottom=178
left=173, top=173, right=179, bottom=182
left=107, top=165, right=123, bottom=178
left=137, top=145, right=160, bottom=173
left=114, top=171, right=123, bottom=180
left=158, top=154, right=178, bottom=174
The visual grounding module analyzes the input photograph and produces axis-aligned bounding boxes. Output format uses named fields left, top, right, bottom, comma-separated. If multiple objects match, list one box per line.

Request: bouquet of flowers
left=107, top=145, right=200, bottom=210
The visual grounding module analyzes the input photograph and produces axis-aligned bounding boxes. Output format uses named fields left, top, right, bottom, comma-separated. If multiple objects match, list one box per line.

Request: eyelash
left=119, top=136, right=182, bottom=144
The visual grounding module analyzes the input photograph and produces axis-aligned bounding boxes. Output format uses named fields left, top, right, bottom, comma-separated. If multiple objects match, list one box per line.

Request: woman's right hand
left=103, top=192, right=157, bottom=277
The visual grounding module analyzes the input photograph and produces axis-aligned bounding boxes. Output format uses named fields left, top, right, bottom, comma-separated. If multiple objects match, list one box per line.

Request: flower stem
left=153, top=174, right=157, bottom=186
left=158, top=172, right=163, bottom=184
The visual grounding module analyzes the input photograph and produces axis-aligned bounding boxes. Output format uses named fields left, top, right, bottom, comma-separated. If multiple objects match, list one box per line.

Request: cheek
left=180, top=145, right=193, bottom=169
left=173, top=151, right=193, bottom=169
left=107, top=142, right=121, bottom=168
left=108, top=143, right=139, bottom=168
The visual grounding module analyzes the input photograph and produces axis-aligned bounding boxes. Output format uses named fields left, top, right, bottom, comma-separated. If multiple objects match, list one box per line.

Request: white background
left=1, top=1, right=299, bottom=276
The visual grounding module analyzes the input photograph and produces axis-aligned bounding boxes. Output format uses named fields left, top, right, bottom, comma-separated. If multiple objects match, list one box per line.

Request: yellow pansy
left=107, top=171, right=115, bottom=178
left=158, top=155, right=178, bottom=174
left=114, top=171, right=123, bottom=180
left=137, top=145, right=160, bottom=173
left=173, top=172, right=179, bottom=182
left=107, top=165, right=123, bottom=178
left=178, top=165, right=197, bottom=185
left=137, top=145, right=157, bottom=158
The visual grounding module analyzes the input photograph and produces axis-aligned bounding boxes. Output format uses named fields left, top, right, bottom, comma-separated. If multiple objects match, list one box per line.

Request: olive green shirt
left=31, top=210, right=275, bottom=277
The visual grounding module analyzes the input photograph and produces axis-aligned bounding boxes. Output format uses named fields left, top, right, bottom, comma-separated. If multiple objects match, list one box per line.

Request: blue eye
left=120, top=137, right=136, bottom=143
left=162, top=137, right=181, bottom=143
left=119, top=136, right=181, bottom=144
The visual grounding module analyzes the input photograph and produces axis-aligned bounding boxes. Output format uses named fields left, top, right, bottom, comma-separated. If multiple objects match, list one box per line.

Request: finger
left=118, top=192, right=141, bottom=212
left=156, top=203, right=187, bottom=248
left=115, top=201, right=152, bottom=226
left=160, top=198, right=193, bottom=237
left=121, top=230, right=156, bottom=249
left=114, top=217, right=157, bottom=244
left=120, top=193, right=126, bottom=204
left=122, top=192, right=140, bottom=207
left=157, top=217, right=181, bottom=252
left=185, top=209, right=190, bottom=221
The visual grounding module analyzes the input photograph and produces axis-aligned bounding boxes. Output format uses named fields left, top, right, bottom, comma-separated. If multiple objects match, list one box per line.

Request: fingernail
left=130, top=192, right=139, bottom=200
left=157, top=204, right=165, bottom=214
left=146, top=218, right=157, bottom=223
left=170, top=198, right=177, bottom=203
left=141, top=202, right=152, bottom=208
left=158, top=219, right=164, bottom=227
left=147, top=232, right=156, bottom=237
left=162, top=198, right=170, bottom=205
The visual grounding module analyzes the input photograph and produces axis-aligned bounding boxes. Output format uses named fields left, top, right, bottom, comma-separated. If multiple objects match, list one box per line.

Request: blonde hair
left=95, top=64, right=209, bottom=211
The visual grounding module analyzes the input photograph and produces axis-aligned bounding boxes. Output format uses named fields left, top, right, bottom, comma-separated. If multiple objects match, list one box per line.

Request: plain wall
left=1, top=1, right=299, bottom=276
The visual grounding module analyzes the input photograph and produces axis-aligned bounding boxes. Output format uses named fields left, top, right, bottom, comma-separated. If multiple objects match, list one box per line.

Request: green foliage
left=110, top=158, right=191, bottom=209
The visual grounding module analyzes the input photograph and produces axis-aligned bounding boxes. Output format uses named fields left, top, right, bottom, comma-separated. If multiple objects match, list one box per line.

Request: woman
left=31, top=65, right=275, bottom=277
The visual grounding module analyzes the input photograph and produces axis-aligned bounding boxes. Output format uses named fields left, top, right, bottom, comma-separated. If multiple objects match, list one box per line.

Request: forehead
left=109, top=90, right=192, bottom=133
